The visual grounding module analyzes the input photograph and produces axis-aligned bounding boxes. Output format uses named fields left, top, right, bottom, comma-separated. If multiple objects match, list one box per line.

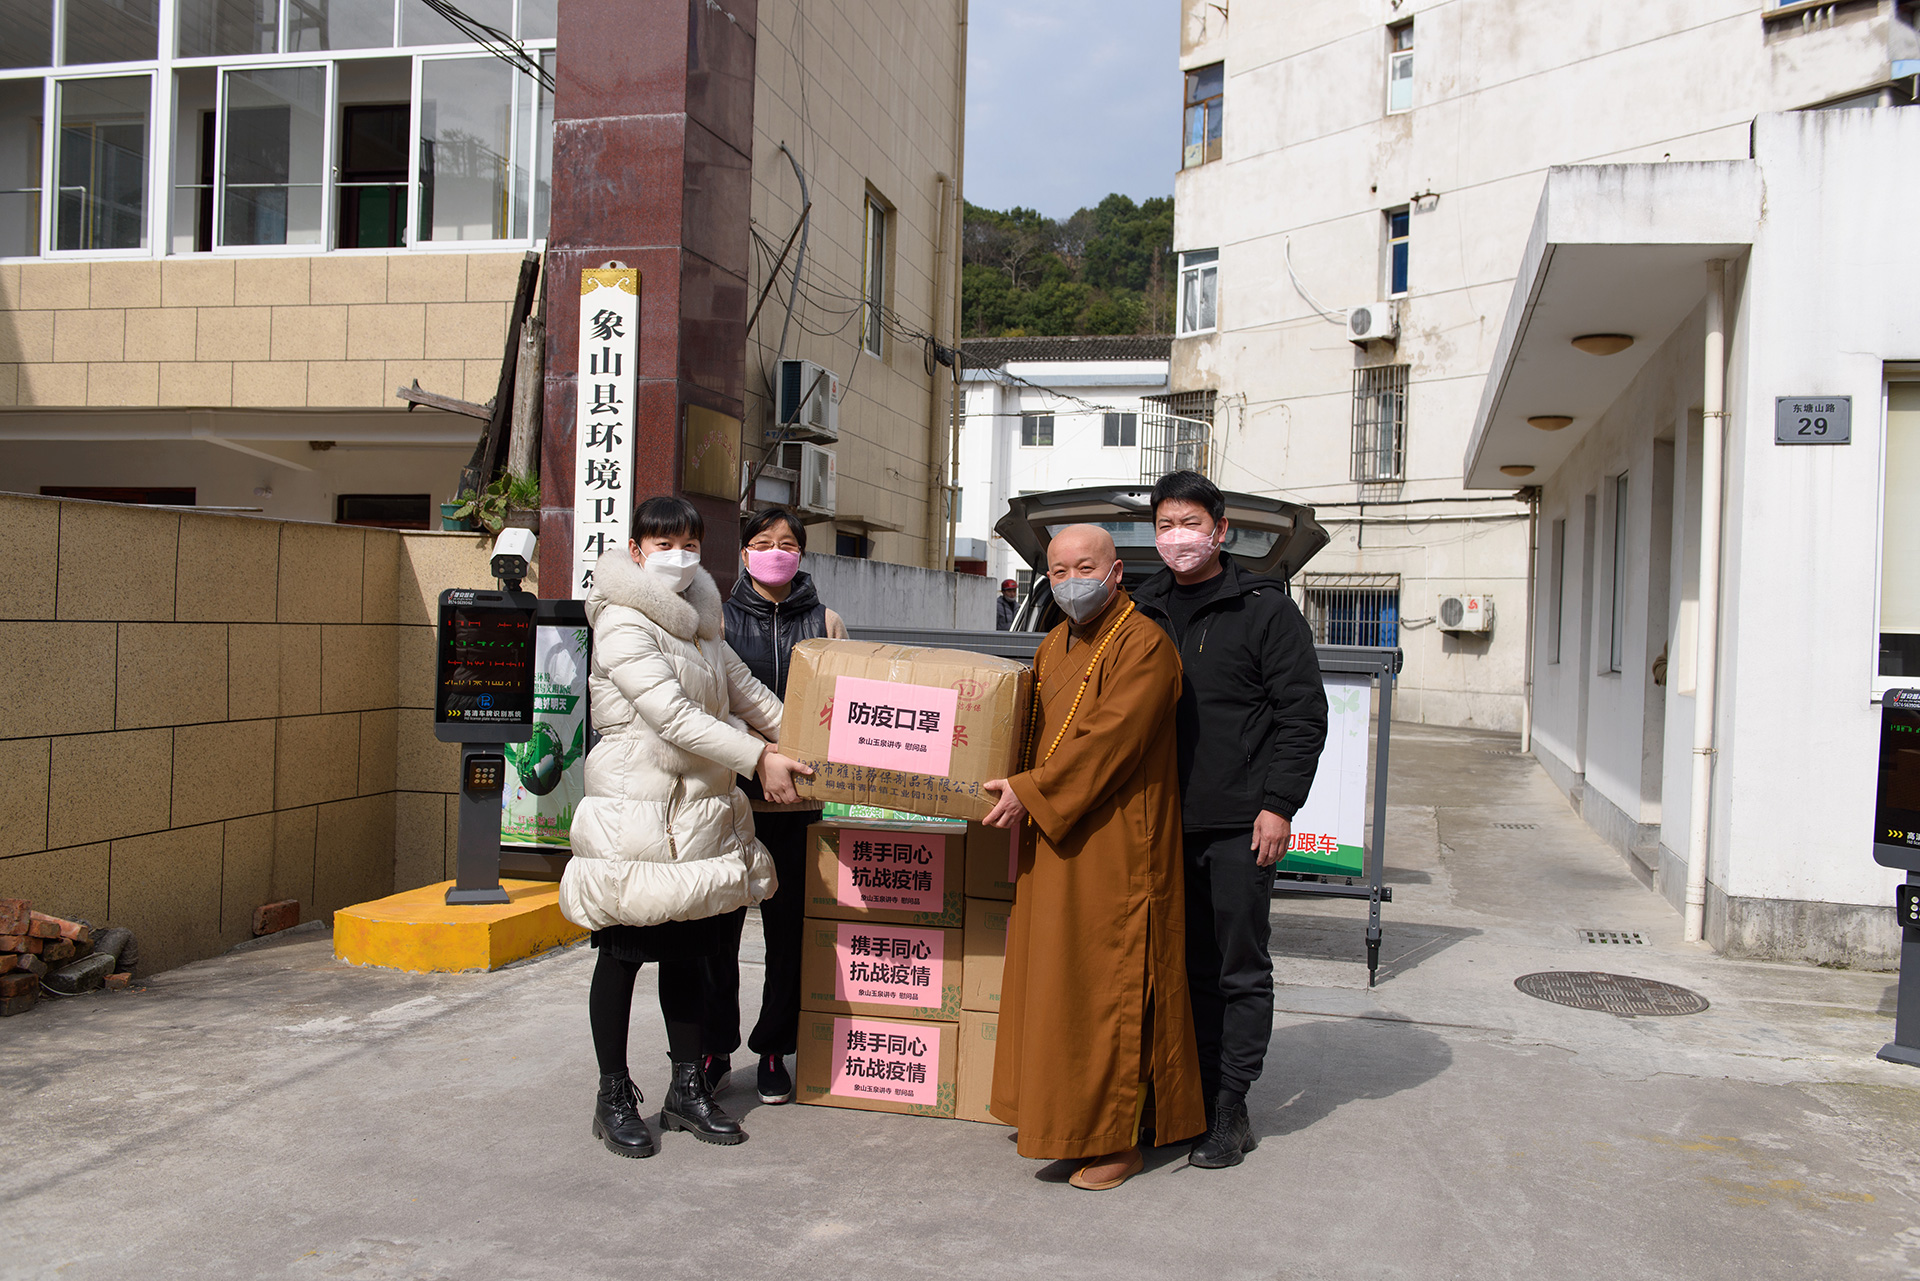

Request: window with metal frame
left=55, top=75, right=150, bottom=252
left=1608, top=473, right=1629, bottom=674
left=1351, top=365, right=1407, bottom=482
left=1882, top=383, right=1920, bottom=681
left=1299, top=573, right=1400, bottom=648
left=1182, top=61, right=1223, bottom=169
left=1140, top=391, right=1215, bottom=481
left=1387, top=20, right=1413, bottom=114
left=1549, top=517, right=1567, bottom=664
left=1178, top=248, right=1217, bottom=335
left=862, top=194, right=889, bottom=356
left=1020, top=413, right=1054, bottom=447
left=0, top=0, right=556, bottom=259
left=336, top=492, right=430, bottom=528
left=1102, top=411, right=1137, bottom=448
left=1385, top=207, right=1409, bottom=296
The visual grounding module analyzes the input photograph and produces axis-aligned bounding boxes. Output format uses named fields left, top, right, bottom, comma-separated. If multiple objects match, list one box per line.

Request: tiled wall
left=0, top=494, right=504, bottom=973
left=0, top=252, right=526, bottom=409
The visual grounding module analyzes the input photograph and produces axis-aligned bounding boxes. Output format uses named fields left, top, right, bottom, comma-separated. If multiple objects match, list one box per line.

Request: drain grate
left=1515, top=971, right=1708, bottom=1016
left=1579, top=929, right=1647, bottom=946
left=1491, top=822, right=1539, bottom=830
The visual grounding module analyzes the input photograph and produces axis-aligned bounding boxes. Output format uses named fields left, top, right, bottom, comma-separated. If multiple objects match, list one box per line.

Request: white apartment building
left=1466, top=109, right=1920, bottom=964
left=1172, top=0, right=1919, bottom=731
left=954, top=334, right=1170, bottom=588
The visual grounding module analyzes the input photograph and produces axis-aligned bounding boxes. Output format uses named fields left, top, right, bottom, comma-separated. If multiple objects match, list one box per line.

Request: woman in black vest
left=702, top=507, right=846, bottom=1106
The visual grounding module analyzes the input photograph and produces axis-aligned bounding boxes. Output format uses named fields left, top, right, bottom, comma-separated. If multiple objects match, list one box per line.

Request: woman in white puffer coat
left=561, top=496, right=812, bottom=1159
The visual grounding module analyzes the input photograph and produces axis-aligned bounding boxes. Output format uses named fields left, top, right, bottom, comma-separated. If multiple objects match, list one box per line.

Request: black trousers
left=588, top=950, right=706, bottom=1074
left=700, top=809, right=813, bottom=1059
left=1183, top=827, right=1277, bottom=1098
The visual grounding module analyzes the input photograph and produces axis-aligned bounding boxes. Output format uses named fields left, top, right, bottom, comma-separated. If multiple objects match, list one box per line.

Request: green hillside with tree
left=961, top=193, right=1175, bottom=337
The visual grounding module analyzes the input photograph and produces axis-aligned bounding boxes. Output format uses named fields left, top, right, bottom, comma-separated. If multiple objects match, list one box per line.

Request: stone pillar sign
left=540, top=0, right=759, bottom=597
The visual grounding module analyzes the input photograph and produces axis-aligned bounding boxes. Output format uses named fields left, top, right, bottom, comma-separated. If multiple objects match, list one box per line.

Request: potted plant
left=504, top=472, right=540, bottom=531
left=450, top=473, right=540, bottom=535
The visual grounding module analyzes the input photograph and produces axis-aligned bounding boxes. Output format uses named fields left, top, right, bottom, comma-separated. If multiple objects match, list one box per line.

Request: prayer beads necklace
left=1026, top=599, right=1135, bottom=767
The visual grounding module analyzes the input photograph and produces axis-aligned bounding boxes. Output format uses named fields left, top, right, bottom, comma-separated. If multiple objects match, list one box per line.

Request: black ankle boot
left=1188, top=1091, right=1257, bottom=1169
left=660, top=1058, right=747, bottom=1145
left=591, top=1071, right=656, bottom=1159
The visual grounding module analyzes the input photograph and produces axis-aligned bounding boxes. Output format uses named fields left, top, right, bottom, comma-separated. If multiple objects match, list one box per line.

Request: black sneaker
left=757, top=1053, right=794, bottom=1104
left=701, top=1053, right=731, bottom=1094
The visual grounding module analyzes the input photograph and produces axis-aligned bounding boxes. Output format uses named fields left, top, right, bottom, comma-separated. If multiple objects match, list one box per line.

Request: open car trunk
left=994, top=486, right=1329, bottom=632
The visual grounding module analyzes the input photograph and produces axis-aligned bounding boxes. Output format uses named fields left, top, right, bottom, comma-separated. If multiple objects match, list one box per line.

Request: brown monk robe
left=981, top=524, right=1204, bottom=1184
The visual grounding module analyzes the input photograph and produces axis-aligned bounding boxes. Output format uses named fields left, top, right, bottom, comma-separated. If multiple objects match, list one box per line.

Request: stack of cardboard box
left=956, top=823, right=1014, bottom=1123
left=793, top=816, right=1016, bottom=1123
left=778, top=637, right=1029, bottom=1124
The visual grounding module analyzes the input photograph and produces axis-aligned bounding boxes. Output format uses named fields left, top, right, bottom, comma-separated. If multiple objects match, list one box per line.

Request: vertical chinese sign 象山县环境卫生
left=573, top=268, right=640, bottom=598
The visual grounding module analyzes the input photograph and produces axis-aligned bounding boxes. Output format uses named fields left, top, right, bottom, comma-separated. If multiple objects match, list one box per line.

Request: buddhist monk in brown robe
left=981, top=524, right=1205, bottom=1191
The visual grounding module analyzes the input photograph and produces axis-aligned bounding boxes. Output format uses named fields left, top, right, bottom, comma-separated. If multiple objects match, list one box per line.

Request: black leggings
left=589, top=949, right=707, bottom=1076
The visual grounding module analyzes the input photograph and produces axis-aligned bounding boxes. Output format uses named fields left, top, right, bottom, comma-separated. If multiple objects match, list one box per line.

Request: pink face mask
left=745, top=547, right=802, bottom=586
left=1155, top=526, right=1220, bottom=574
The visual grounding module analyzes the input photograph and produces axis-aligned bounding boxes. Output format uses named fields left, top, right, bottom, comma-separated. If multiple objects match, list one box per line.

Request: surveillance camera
left=491, top=526, right=537, bottom=584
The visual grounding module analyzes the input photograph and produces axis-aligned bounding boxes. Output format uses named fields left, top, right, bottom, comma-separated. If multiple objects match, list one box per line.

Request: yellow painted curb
left=334, top=880, right=588, bottom=973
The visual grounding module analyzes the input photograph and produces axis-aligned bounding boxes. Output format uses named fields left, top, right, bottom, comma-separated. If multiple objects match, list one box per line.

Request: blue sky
left=963, top=0, right=1178, bottom=218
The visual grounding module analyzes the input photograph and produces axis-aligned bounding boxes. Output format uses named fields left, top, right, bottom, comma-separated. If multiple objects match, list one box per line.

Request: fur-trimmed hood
left=586, top=550, right=725, bottom=641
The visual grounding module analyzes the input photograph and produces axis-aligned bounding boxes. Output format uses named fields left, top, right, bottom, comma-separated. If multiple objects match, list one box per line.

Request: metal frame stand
left=1879, top=875, right=1920, bottom=1067
left=447, top=742, right=513, bottom=905
left=1269, top=645, right=1399, bottom=987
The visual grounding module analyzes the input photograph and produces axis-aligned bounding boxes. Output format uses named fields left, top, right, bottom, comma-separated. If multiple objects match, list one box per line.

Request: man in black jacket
left=1133, top=470, right=1327, bottom=1170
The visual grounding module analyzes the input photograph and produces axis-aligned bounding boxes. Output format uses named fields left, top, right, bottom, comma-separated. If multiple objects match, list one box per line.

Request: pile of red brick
left=0, top=898, right=137, bottom=1016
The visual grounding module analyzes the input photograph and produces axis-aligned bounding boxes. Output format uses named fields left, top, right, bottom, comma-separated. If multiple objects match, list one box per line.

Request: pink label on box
left=833, top=921, right=945, bottom=1007
left=836, top=829, right=946, bottom=913
left=828, top=1016, right=942, bottom=1106
left=825, top=676, right=960, bottom=776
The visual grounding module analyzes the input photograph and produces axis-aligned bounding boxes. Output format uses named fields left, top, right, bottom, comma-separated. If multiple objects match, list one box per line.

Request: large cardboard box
left=800, top=919, right=964, bottom=1021
left=964, top=821, right=1018, bottom=901
left=801, top=821, right=966, bottom=928
left=955, top=1011, right=1001, bottom=1124
left=797, top=1011, right=959, bottom=1118
left=778, top=639, right=1033, bottom=823
left=961, top=897, right=1009, bottom=1014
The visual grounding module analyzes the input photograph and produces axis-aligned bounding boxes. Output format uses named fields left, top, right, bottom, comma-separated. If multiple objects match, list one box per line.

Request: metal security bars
left=1351, top=364, right=1408, bottom=482
left=1140, top=390, right=1216, bottom=481
left=1299, top=573, right=1401, bottom=647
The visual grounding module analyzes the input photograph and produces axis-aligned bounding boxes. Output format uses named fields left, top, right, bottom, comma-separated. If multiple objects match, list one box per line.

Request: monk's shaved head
left=1047, top=524, right=1118, bottom=577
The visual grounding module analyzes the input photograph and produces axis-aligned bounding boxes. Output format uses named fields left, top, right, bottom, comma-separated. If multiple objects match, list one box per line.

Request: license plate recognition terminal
left=435, top=533, right=539, bottom=905
left=1874, top=689, right=1920, bottom=1067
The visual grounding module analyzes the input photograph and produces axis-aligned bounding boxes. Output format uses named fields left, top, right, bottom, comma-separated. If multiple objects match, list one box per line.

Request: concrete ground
left=4, top=723, right=1917, bottom=1281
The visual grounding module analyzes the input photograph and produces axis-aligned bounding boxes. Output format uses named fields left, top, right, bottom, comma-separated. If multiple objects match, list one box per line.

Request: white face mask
left=1053, top=563, right=1118, bottom=624
left=641, top=547, right=701, bottom=593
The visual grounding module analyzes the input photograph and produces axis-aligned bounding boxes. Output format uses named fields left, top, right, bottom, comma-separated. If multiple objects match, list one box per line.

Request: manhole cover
left=1492, top=822, right=1538, bottom=830
left=1579, top=929, right=1647, bottom=945
left=1514, top=971, right=1708, bottom=1016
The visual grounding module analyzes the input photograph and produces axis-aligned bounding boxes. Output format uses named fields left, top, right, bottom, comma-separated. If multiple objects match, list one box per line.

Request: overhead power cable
left=418, top=0, right=555, bottom=93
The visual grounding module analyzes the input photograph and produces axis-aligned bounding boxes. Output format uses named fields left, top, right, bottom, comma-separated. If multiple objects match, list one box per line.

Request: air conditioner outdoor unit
left=1347, top=301, right=1399, bottom=345
left=778, top=441, right=837, bottom=517
left=772, top=358, right=841, bottom=443
left=1438, top=592, right=1493, bottom=633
